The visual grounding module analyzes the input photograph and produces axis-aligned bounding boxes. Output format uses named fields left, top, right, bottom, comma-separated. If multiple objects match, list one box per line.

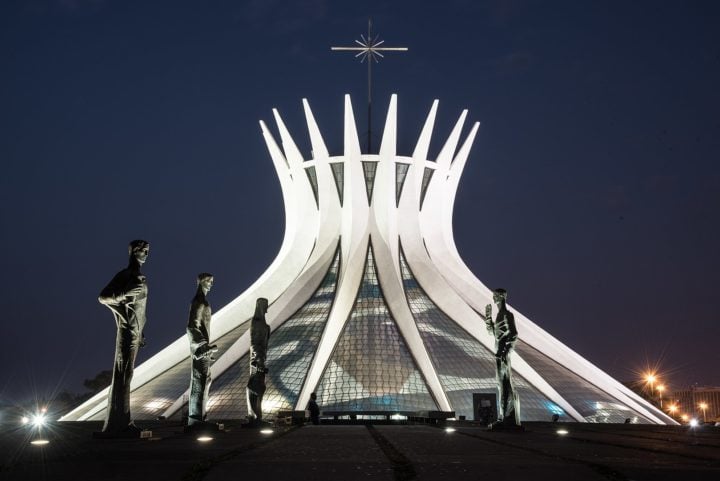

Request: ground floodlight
left=32, top=414, right=46, bottom=427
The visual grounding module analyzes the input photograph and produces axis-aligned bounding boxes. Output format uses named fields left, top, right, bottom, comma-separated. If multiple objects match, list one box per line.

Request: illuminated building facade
left=673, top=386, right=720, bottom=422
left=62, top=95, right=675, bottom=424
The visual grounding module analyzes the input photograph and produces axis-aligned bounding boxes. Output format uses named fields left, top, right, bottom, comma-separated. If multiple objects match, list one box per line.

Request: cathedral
left=62, top=95, right=674, bottom=424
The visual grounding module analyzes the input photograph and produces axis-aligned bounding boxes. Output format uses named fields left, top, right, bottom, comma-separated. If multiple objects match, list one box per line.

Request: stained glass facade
left=305, top=166, right=319, bottom=208
left=315, top=245, right=437, bottom=411
left=395, top=163, right=410, bottom=207
left=419, top=167, right=434, bottom=210
left=206, top=244, right=341, bottom=419
left=330, top=162, right=344, bottom=206
left=202, top=355, right=252, bottom=418
left=88, top=322, right=251, bottom=421
left=361, top=161, right=377, bottom=204
left=399, top=249, right=571, bottom=421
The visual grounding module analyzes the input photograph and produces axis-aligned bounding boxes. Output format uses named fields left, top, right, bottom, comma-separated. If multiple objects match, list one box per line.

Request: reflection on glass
left=207, top=245, right=341, bottom=419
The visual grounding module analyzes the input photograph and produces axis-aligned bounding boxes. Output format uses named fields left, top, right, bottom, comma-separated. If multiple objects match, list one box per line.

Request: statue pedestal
left=93, top=427, right=153, bottom=439
left=184, top=421, right=224, bottom=434
left=487, top=421, right=525, bottom=432
left=241, top=419, right=272, bottom=429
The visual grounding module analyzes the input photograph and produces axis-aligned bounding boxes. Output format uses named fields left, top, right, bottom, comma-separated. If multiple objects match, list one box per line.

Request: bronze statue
left=186, top=273, right=218, bottom=427
left=97, top=240, right=150, bottom=436
left=485, top=288, right=522, bottom=427
left=247, top=297, right=270, bottom=426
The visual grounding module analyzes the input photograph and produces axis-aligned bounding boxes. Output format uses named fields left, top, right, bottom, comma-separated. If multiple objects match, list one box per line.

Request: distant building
left=672, top=386, right=720, bottom=422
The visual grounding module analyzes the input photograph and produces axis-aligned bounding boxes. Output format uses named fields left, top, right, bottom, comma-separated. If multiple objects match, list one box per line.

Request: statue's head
left=197, top=273, right=214, bottom=294
left=129, top=240, right=150, bottom=265
left=493, top=288, right=507, bottom=306
left=255, top=297, right=269, bottom=316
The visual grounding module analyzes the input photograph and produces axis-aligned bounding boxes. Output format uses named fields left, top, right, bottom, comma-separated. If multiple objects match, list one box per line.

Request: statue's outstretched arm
left=98, top=272, right=133, bottom=305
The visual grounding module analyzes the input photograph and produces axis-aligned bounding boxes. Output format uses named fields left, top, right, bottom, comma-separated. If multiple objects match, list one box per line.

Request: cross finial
left=332, top=19, right=408, bottom=153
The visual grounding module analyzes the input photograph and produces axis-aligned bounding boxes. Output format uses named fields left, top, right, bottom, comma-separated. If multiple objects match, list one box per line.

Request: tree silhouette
left=83, top=370, right=112, bottom=394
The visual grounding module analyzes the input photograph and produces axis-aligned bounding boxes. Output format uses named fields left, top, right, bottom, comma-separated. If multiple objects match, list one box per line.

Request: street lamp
left=656, top=384, right=665, bottom=408
left=668, top=404, right=678, bottom=416
left=645, top=373, right=657, bottom=397
left=699, top=402, right=708, bottom=423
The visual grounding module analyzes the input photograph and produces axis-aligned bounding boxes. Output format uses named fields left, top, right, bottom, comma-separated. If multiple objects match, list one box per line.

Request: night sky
left=1, top=0, right=718, bottom=406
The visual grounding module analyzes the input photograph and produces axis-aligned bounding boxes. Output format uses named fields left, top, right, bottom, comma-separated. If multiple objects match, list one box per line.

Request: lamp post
left=699, top=402, right=708, bottom=423
left=657, top=384, right=665, bottom=408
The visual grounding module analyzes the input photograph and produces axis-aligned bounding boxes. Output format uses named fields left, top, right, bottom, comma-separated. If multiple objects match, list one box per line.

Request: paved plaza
left=1, top=421, right=719, bottom=481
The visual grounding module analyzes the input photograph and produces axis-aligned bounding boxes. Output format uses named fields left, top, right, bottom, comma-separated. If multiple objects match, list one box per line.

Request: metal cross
left=332, top=19, right=408, bottom=153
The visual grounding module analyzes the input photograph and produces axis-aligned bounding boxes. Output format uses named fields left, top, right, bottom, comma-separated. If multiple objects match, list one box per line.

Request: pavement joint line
left=567, top=426, right=720, bottom=449
left=444, top=427, right=630, bottom=481
left=481, top=425, right=720, bottom=463
left=180, top=425, right=300, bottom=481
left=366, top=424, right=417, bottom=481
left=561, top=433, right=720, bottom=464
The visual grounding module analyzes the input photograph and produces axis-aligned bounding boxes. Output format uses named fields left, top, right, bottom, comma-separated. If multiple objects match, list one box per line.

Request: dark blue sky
left=1, top=0, right=718, bottom=405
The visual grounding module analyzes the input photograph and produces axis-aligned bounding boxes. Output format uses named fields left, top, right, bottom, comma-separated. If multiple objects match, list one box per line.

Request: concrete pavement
left=1, top=421, right=718, bottom=480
